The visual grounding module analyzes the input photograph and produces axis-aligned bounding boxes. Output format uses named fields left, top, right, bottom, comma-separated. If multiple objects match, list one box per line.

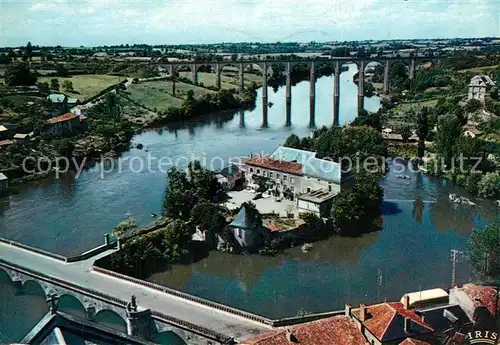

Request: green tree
left=435, top=115, right=462, bottom=166
left=283, top=134, right=301, bottom=149
left=416, top=107, right=429, bottom=157
left=477, top=172, right=500, bottom=199
left=162, top=219, right=195, bottom=252
left=468, top=217, right=500, bottom=279
left=37, top=82, right=50, bottom=95
left=62, top=80, right=74, bottom=92
left=24, top=41, right=33, bottom=61
left=50, top=78, right=60, bottom=91
left=400, top=125, right=412, bottom=143
left=4, top=61, right=37, bottom=86
left=55, top=64, right=69, bottom=77
left=465, top=98, right=482, bottom=113
left=190, top=202, right=227, bottom=234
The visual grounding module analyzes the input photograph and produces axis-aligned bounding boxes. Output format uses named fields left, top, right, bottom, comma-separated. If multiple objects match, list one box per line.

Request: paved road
left=0, top=241, right=271, bottom=341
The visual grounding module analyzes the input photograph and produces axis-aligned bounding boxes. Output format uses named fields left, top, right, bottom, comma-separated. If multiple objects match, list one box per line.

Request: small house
left=468, top=75, right=495, bottom=103
left=46, top=93, right=69, bottom=115
left=0, top=139, right=13, bottom=149
left=42, top=112, right=87, bottom=137
left=297, top=189, right=337, bottom=218
left=0, top=125, right=9, bottom=140
left=72, top=105, right=87, bottom=116
left=0, top=173, right=8, bottom=193
left=217, top=164, right=243, bottom=190
left=228, top=205, right=270, bottom=250
left=13, top=133, right=32, bottom=141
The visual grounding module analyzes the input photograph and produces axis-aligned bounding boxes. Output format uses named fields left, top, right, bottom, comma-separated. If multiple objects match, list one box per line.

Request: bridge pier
left=239, top=63, right=245, bottom=91
left=215, top=64, right=221, bottom=90
left=285, top=102, right=291, bottom=127
left=285, top=62, right=291, bottom=106
left=191, top=64, right=198, bottom=84
left=262, top=62, right=268, bottom=128
left=333, top=61, right=340, bottom=127
left=86, top=305, right=96, bottom=321
left=168, top=65, right=174, bottom=77
left=383, top=60, right=390, bottom=95
left=12, top=279, right=23, bottom=295
left=358, top=60, right=365, bottom=113
left=309, top=61, right=315, bottom=128
left=239, top=111, right=245, bottom=128
left=409, top=58, right=415, bottom=85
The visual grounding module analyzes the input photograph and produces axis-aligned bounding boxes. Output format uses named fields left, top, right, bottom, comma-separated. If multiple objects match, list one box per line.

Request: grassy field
left=39, top=74, right=122, bottom=100
left=179, top=71, right=262, bottom=89
left=457, top=65, right=499, bottom=74
left=125, top=79, right=215, bottom=112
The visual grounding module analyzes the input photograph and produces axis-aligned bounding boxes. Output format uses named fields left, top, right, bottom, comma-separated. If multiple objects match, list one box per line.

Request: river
left=0, top=64, right=497, bottom=342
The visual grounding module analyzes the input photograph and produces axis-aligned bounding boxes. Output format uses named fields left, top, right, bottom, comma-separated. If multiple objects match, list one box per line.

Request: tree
left=24, top=41, right=33, bottom=61
left=416, top=107, right=429, bottom=157
left=55, top=64, right=68, bottom=77
left=4, top=61, right=37, bottom=86
left=162, top=219, right=195, bottom=252
left=465, top=98, right=482, bottom=113
left=62, top=80, right=74, bottom=92
left=190, top=202, right=227, bottom=234
left=50, top=78, right=60, bottom=91
left=37, top=82, right=50, bottom=95
left=477, top=172, right=500, bottom=199
left=435, top=115, right=462, bottom=166
left=400, top=125, right=412, bottom=143
left=283, top=134, right=301, bottom=149
left=468, top=217, right=500, bottom=279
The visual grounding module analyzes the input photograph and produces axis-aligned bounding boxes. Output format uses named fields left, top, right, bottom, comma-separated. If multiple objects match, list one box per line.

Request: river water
left=0, top=65, right=497, bottom=342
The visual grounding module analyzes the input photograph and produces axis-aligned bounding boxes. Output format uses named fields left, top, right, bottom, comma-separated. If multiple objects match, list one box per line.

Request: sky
left=0, top=0, right=499, bottom=47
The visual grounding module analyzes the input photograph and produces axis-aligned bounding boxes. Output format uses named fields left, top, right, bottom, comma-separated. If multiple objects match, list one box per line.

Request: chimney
left=403, top=294, right=410, bottom=309
left=345, top=303, right=352, bottom=317
left=404, top=317, right=411, bottom=333
left=359, top=304, right=367, bottom=322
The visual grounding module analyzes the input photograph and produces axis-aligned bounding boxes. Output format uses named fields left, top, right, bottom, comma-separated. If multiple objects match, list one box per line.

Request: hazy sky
left=1, top=0, right=499, bottom=47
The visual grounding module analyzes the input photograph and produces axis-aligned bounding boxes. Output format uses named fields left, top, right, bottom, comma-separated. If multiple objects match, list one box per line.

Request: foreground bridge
left=154, top=56, right=431, bottom=126
left=0, top=240, right=271, bottom=344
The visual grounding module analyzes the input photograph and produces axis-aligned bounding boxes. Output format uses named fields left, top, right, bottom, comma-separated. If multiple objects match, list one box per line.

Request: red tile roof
left=245, top=156, right=303, bottom=175
left=460, top=284, right=500, bottom=317
left=352, top=302, right=434, bottom=342
left=266, top=224, right=281, bottom=232
left=399, top=337, right=434, bottom=345
left=240, top=316, right=368, bottom=345
left=46, top=112, right=79, bottom=124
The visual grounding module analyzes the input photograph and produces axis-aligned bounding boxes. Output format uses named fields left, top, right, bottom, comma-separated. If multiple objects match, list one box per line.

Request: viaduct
left=155, top=56, right=430, bottom=126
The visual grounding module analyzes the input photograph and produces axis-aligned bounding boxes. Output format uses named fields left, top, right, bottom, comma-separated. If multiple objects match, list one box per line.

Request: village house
left=0, top=173, right=8, bottom=194
left=468, top=75, right=496, bottom=103
left=347, top=296, right=437, bottom=345
left=228, top=204, right=270, bottom=250
left=13, top=132, right=33, bottom=141
left=240, top=315, right=369, bottom=345
left=243, top=146, right=353, bottom=215
left=42, top=112, right=87, bottom=137
left=0, top=139, right=14, bottom=149
left=0, top=125, right=9, bottom=140
left=216, top=164, right=244, bottom=190
left=449, top=283, right=500, bottom=326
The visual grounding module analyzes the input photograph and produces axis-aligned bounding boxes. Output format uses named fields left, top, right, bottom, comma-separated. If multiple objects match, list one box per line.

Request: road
left=0, top=241, right=271, bottom=341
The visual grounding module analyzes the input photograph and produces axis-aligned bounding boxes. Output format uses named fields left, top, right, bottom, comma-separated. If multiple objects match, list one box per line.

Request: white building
left=243, top=146, right=353, bottom=216
left=0, top=173, right=8, bottom=193
left=468, top=75, right=495, bottom=103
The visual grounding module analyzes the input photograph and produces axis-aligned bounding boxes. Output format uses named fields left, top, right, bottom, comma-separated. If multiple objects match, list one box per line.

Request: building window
left=250, top=168, right=254, bottom=173
left=269, top=172, right=273, bottom=178
left=263, top=171, right=267, bottom=177
left=257, top=169, right=260, bottom=174
left=307, top=187, right=311, bottom=193
left=290, top=177, right=295, bottom=183
left=277, top=174, right=280, bottom=179
left=290, top=186, right=294, bottom=192
left=283, top=175, right=287, bottom=181
left=329, top=184, right=332, bottom=191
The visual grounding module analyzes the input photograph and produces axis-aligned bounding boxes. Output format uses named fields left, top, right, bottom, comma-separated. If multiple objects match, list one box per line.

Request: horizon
left=1, top=0, right=499, bottom=47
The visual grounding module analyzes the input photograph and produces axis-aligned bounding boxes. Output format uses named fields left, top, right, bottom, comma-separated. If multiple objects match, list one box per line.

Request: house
left=0, top=125, right=9, bottom=139
left=463, top=128, right=482, bottom=138
left=468, top=75, right=496, bottom=103
left=46, top=93, right=69, bottom=115
left=296, top=189, right=337, bottom=217
left=449, top=284, right=500, bottom=326
left=240, top=315, right=369, bottom=345
left=13, top=132, right=33, bottom=141
left=228, top=205, right=270, bottom=249
left=42, top=112, right=87, bottom=136
left=0, top=139, right=13, bottom=149
left=347, top=297, right=436, bottom=345
left=0, top=173, right=8, bottom=193
left=244, top=146, right=352, bottom=201
left=217, top=164, right=244, bottom=190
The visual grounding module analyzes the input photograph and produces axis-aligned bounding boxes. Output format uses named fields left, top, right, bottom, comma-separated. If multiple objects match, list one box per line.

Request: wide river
left=0, top=65, right=497, bottom=342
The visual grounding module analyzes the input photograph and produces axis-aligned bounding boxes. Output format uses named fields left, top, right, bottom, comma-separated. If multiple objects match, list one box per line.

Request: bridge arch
left=58, top=293, right=87, bottom=319
left=94, top=309, right=127, bottom=332
left=196, top=63, right=214, bottom=73
left=156, top=330, right=188, bottom=345
left=340, top=60, right=360, bottom=71
left=23, top=279, right=48, bottom=297
left=243, top=62, right=263, bottom=75
left=174, top=64, right=193, bottom=73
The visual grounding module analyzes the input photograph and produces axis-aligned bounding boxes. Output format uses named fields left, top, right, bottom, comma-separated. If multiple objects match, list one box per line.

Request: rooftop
left=402, top=288, right=449, bottom=308
left=456, top=283, right=500, bottom=317
left=218, top=164, right=241, bottom=177
left=14, top=133, right=30, bottom=139
left=245, top=156, right=304, bottom=175
left=298, top=189, right=337, bottom=203
left=0, top=173, right=7, bottom=181
left=352, top=302, right=434, bottom=342
left=0, top=125, right=7, bottom=132
left=0, top=139, right=14, bottom=146
left=46, top=93, right=67, bottom=103
left=469, top=75, right=495, bottom=87
left=46, top=112, right=79, bottom=124
left=240, top=315, right=368, bottom=345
